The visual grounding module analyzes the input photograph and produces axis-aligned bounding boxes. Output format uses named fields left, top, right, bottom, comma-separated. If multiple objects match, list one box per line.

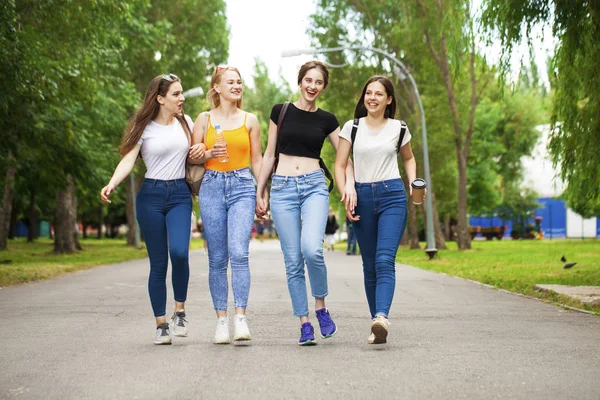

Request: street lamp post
left=282, top=46, right=437, bottom=258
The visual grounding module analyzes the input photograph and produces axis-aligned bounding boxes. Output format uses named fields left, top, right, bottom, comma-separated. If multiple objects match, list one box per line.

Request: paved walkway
left=1, top=240, right=599, bottom=399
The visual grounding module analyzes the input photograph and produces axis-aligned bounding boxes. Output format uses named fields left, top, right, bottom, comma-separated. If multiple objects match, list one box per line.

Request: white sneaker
left=154, top=323, right=172, bottom=345
left=213, top=317, right=230, bottom=344
left=233, top=314, right=252, bottom=342
left=170, top=310, right=188, bottom=337
left=370, top=316, right=390, bottom=344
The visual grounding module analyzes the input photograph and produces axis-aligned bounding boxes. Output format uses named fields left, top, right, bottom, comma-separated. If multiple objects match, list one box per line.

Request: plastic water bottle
left=214, top=124, right=229, bottom=163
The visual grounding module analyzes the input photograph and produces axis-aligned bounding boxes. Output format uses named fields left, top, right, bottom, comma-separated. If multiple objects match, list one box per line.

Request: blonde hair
left=207, top=66, right=243, bottom=109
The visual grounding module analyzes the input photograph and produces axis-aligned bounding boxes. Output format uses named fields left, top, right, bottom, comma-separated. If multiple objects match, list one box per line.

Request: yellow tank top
left=205, top=113, right=251, bottom=172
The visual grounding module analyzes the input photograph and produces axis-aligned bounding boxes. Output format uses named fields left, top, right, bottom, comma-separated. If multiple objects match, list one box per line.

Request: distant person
left=346, top=217, right=357, bottom=255
left=256, top=220, right=265, bottom=242
left=325, top=208, right=338, bottom=251
left=197, top=217, right=207, bottom=254
left=188, top=66, right=262, bottom=344
left=255, top=60, right=356, bottom=345
left=334, top=75, right=423, bottom=345
left=100, top=74, right=193, bottom=345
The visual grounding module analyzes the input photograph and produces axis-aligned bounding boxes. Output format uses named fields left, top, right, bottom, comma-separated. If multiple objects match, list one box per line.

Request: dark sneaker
left=298, top=322, right=316, bottom=346
left=315, top=308, right=337, bottom=338
left=170, top=310, right=188, bottom=337
left=154, top=322, right=171, bottom=345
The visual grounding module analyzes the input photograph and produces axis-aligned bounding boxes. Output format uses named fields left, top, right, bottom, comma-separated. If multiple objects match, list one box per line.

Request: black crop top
left=270, top=103, right=340, bottom=159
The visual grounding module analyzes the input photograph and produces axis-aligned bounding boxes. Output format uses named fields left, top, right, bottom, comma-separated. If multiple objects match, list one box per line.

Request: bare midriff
left=275, top=154, right=321, bottom=176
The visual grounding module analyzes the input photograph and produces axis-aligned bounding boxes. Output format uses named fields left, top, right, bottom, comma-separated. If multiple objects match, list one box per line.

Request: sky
left=225, top=0, right=555, bottom=90
left=225, top=0, right=318, bottom=89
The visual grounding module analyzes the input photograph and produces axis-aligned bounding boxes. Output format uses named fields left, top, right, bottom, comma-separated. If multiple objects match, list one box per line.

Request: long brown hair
left=297, top=60, right=330, bottom=88
left=354, top=75, right=397, bottom=119
left=206, top=66, right=243, bottom=109
left=119, top=74, right=191, bottom=156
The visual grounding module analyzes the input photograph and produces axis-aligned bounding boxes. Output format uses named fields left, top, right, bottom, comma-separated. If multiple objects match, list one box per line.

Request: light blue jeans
left=199, top=168, right=256, bottom=311
left=270, top=169, right=329, bottom=317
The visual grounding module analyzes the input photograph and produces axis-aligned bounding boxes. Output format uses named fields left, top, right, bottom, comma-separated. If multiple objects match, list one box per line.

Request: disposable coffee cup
left=411, top=178, right=427, bottom=205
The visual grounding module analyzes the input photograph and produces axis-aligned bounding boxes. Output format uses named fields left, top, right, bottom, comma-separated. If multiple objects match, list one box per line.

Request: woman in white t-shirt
left=334, top=75, right=423, bottom=345
left=100, top=74, right=198, bottom=345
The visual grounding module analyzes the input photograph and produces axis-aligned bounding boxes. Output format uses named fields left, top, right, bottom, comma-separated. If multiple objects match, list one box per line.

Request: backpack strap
left=397, top=120, right=407, bottom=153
left=272, top=101, right=291, bottom=175
left=350, top=117, right=360, bottom=156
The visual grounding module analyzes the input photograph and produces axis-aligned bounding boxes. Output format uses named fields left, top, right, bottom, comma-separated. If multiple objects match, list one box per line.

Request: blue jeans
left=136, top=179, right=192, bottom=317
left=270, top=170, right=329, bottom=317
left=200, top=168, right=255, bottom=310
left=353, top=179, right=407, bottom=319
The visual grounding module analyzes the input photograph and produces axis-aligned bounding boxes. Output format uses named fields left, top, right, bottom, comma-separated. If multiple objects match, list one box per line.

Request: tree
left=481, top=0, right=600, bottom=217
left=243, top=59, right=293, bottom=151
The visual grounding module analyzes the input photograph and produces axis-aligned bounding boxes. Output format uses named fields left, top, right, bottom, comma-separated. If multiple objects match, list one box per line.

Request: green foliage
left=0, top=0, right=229, bottom=239
left=481, top=0, right=600, bottom=217
left=243, top=59, right=293, bottom=150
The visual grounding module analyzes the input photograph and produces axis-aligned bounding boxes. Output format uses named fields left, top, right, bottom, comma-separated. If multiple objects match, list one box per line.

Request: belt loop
left=152, top=179, right=157, bottom=188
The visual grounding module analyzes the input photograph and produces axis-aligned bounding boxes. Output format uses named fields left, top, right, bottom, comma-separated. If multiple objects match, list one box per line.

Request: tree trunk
left=0, top=164, right=16, bottom=250
left=431, top=192, right=447, bottom=250
left=8, top=198, right=17, bottom=239
left=444, top=213, right=451, bottom=241
left=408, top=200, right=420, bottom=249
left=54, top=175, right=81, bottom=253
left=97, top=205, right=103, bottom=239
left=456, top=152, right=472, bottom=249
left=82, top=223, right=88, bottom=239
left=27, top=187, right=38, bottom=242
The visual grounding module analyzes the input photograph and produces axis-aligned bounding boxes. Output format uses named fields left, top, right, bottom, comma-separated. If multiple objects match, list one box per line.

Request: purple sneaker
left=315, top=308, right=337, bottom=338
left=298, top=322, right=316, bottom=346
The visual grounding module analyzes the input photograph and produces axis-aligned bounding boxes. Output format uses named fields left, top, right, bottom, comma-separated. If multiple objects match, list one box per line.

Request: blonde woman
left=188, top=66, right=262, bottom=344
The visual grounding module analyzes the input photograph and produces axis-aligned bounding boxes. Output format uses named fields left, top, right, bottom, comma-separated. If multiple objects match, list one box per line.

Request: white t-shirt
left=137, top=115, right=193, bottom=180
left=339, top=118, right=411, bottom=183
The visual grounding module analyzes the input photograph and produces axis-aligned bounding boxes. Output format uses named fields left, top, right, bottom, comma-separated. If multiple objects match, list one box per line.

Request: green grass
left=0, top=237, right=205, bottom=287
left=337, top=239, right=600, bottom=313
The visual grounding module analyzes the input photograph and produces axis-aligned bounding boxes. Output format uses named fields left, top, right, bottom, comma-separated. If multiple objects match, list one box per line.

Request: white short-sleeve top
left=137, top=115, right=193, bottom=180
left=339, top=118, right=411, bottom=183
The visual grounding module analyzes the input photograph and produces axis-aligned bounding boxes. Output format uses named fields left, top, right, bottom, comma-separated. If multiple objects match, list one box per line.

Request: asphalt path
left=1, top=240, right=599, bottom=399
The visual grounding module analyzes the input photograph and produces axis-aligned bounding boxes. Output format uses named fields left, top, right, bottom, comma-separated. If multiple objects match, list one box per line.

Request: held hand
left=255, top=192, right=269, bottom=218
left=211, top=142, right=228, bottom=159
left=410, top=187, right=427, bottom=204
left=345, top=208, right=360, bottom=222
left=100, top=184, right=115, bottom=204
left=340, top=183, right=357, bottom=216
left=188, top=143, right=206, bottom=160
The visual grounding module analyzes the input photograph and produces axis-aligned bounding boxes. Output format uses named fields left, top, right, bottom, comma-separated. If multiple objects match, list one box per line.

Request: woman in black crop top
left=255, top=60, right=356, bottom=346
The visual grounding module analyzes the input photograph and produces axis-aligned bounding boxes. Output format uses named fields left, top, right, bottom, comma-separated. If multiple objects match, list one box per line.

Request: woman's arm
left=100, top=145, right=141, bottom=203
left=255, top=120, right=278, bottom=216
left=334, top=138, right=359, bottom=221
left=246, top=113, right=263, bottom=180
left=399, top=141, right=417, bottom=196
left=189, top=112, right=226, bottom=164
left=329, top=128, right=358, bottom=219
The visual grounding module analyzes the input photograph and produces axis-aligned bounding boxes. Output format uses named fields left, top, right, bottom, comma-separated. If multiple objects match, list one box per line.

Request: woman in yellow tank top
left=188, top=66, right=262, bottom=344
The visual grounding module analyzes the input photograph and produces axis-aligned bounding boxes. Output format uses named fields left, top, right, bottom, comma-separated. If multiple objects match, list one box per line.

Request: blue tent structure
left=535, top=197, right=567, bottom=238
left=470, top=198, right=599, bottom=239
